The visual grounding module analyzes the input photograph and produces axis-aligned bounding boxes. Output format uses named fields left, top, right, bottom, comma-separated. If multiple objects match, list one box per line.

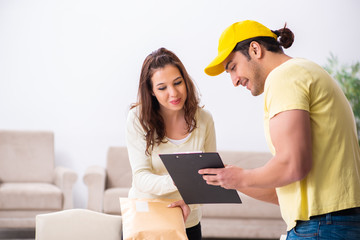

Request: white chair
left=35, top=209, right=122, bottom=240
left=280, top=234, right=287, bottom=240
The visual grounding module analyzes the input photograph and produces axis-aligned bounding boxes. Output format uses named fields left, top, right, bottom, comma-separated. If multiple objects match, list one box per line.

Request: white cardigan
left=126, top=106, right=217, bottom=228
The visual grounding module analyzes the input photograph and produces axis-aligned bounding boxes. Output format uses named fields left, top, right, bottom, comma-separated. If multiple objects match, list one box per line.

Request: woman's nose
left=168, top=86, right=177, bottom=96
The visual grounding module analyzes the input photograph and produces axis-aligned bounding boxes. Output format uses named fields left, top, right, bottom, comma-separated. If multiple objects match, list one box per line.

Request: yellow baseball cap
left=204, top=20, right=277, bottom=76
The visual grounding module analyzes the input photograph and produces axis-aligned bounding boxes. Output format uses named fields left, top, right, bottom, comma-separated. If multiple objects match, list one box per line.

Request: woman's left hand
left=168, top=199, right=191, bottom=222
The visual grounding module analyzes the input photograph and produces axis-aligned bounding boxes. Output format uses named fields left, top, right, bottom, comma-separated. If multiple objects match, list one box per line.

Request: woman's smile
left=170, top=98, right=181, bottom=105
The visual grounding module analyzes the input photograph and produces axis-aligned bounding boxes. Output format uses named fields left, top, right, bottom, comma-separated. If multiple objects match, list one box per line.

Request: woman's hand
left=168, top=199, right=191, bottom=222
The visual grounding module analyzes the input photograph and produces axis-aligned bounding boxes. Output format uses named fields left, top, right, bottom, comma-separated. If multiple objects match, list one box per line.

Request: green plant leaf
left=324, top=53, right=360, bottom=145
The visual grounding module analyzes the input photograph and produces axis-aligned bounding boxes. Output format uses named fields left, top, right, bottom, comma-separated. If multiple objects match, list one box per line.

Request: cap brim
left=204, top=46, right=234, bottom=76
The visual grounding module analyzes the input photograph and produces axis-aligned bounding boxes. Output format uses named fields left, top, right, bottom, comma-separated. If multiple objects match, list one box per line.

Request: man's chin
left=251, top=89, right=264, bottom=96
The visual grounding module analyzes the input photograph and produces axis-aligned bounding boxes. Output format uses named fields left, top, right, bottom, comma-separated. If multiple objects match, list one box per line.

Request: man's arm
left=237, top=186, right=279, bottom=205
left=199, top=109, right=312, bottom=194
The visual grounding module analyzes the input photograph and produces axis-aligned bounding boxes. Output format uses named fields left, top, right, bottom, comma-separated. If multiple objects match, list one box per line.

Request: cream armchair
left=35, top=209, right=122, bottom=240
left=83, top=146, right=131, bottom=214
left=0, top=130, right=77, bottom=229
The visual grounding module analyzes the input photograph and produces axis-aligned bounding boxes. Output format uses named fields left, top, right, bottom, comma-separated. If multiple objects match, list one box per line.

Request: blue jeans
left=287, top=208, right=360, bottom=239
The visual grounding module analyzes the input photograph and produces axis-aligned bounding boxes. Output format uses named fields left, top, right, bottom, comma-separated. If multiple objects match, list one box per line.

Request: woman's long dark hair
left=131, top=47, right=199, bottom=155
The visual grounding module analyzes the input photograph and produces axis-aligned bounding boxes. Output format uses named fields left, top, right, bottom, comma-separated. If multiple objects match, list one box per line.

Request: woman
left=126, top=47, right=216, bottom=240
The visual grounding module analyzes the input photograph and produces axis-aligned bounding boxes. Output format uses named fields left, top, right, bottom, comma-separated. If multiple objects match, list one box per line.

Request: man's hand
left=199, top=166, right=279, bottom=204
left=168, top=199, right=191, bottom=222
left=198, top=165, right=246, bottom=189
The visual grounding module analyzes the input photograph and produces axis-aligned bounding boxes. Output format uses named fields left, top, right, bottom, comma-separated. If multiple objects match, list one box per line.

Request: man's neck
left=262, top=52, right=292, bottom=76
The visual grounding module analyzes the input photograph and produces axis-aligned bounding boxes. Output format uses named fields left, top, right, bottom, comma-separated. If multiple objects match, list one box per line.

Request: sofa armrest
left=83, top=165, right=106, bottom=212
left=54, top=166, right=78, bottom=209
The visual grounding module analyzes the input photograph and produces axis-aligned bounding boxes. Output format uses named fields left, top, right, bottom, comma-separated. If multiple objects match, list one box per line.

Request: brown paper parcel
left=120, top=198, right=188, bottom=240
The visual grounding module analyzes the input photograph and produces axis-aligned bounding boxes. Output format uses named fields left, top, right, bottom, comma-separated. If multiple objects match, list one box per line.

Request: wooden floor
left=0, top=229, right=35, bottom=239
left=0, top=229, right=277, bottom=240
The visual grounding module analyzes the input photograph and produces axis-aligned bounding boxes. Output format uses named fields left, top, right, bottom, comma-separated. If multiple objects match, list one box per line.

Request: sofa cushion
left=0, top=183, right=62, bottom=210
left=201, top=218, right=286, bottom=239
left=218, top=150, right=272, bottom=168
left=0, top=130, right=55, bottom=183
left=106, top=147, right=132, bottom=188
left=201, top=193, right=282, bottom=219
left=202, top=151, right=281, bottom=219
left=103, top=187, right=129, bottom=214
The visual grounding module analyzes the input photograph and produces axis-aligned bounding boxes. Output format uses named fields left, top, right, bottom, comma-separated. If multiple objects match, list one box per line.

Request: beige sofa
left=200, top=151, right=286, bottom=239
left=0, top=130, right=78, bottom=229
left=83, top=146, right=131, bottom=214
left=83, top=146, right=286, bottom=239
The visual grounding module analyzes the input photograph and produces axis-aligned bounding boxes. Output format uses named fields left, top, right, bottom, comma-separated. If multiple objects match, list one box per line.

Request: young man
left=200, top=20, right=360, bottom=239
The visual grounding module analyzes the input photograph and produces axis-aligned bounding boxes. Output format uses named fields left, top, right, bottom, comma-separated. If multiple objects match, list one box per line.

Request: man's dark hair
left=234, top=24, right=295, bottom=60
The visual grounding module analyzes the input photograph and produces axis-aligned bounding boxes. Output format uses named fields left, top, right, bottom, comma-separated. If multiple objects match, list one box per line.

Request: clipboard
left=159, top=152, right=242, bottom=204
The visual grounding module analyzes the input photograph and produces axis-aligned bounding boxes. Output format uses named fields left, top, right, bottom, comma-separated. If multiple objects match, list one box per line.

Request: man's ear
left=249, top=41, right=262, bottom=59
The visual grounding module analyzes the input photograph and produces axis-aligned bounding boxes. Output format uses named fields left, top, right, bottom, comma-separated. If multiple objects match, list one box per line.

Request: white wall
left=1, top=0, right=359, bottom=208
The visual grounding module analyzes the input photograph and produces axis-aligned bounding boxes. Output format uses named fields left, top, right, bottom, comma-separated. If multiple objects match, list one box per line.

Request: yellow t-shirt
left=126, top=106, right=217, bottom=228
left=263, top=58, right=360, bottom=230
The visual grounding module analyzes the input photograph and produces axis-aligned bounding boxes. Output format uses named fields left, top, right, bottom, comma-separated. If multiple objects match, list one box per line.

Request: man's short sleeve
left=264, top=63, right=311, bottom=119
